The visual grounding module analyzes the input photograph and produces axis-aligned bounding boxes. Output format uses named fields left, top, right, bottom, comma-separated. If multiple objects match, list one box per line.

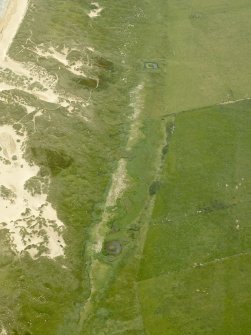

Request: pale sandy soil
left=0, top=0, right=102, bottom=261
left=92, top=83, right=145, bottom=253
left=0, top=326, right=7, bottom=335
left=0, top=1, right=65, bottom=259
left=0, top=125, right=65, bottom=258
left=88, top=2, right=104, bottom=18
left=220, top=97, right=251, bottom=105
left=0, top=2, right=93, bottom=111
left=0, top=49, right=94, bottom=110
left=0, top=0, right=28, bottom=62
left=127, top=83, right=144, bottom=150
left=80, top=82, right=153, bottom=324
left=105, top=158, right=128, bottom=208
left=92, top=158, right=128, bottom=252
left=34, top=45, right=88, bottom=77
left=0, top=76, right=60, bottom=104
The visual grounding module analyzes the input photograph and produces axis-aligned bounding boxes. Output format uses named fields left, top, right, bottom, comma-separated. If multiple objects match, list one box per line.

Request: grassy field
left=138, top=101, right=251, bottom=334
left=138, top=254, right=251, bottom=335
left=163, top=0, right=251, bottom=114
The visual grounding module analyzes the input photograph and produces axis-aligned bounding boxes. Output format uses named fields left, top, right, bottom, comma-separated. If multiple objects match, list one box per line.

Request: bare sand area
left=0, top=126, right=65, bottom=258
left=0, top=1, right=66, bottom=259
left=88, top=2, right=103, bottom=18
left=0, top=0, right=28, bottom=62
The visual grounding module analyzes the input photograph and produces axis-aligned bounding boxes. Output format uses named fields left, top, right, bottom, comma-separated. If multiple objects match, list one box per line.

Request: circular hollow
left=103, top=240, right=122, bottom=256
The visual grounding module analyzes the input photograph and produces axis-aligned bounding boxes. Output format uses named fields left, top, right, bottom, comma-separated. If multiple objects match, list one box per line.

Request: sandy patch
left=0, top=125, right=65, bottom=258
left=0, top=82, right=14, bottom=92
left=91, top=83, right=145, bottom=253
left=1, top=57, right=61, bottom=103
left=0, top=1, right=93, bottom=113
left=105, top=158, right=127, bottom=208
left=220, top=97, right=251, bottom=105
left=79, top=158, right=128, bottom=323
left=0, top=2, right=81, bottom=108
left=34, top=46, right=87, bottom=77
left=0, top=0, right=28, bottom=62
left=88, top=2, right=104, bottom=18
left=0, top=53, right=93, bottom=109
left=92, top=159, right=128, bottom=253
left=0, top=78, right=59, bottom=104
left=127, top=83, right=144, bottom=150
left=0, top=326, right=7, bottom=335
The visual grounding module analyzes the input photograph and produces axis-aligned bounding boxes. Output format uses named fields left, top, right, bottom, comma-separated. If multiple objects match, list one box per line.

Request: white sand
left=0, top=0, right=28, bottom=62
left=0, top=326, right=7, bottom=335
left=0, top=126, right=65, bottom=258
left=0, top=1, right=94, bottom=112
left=0, top=51, right=92, bottom=108
left=0, top=0, right=97, bottom=260
left=0, top=1, right=64, bottom=106
left=88, top=2, right=103, bottom=18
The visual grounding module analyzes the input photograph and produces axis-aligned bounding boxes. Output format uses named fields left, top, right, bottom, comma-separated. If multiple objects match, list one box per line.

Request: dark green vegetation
left=0, top=185, right=16, bottom=201
left=0, top=0, right=251, bottom=334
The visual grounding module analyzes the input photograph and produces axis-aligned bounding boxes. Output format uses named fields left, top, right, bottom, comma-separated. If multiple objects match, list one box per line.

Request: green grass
left=138, top=101, right=251, bottom=333
left=163, top=0, right=251, bottom=114
left=140, top=102, right=251, bottom=279
left=138, top=254, right=251, bottom=335
left=0, top=0, right=138, bottom=333
left=0, top=0, right=171, bottom=332
left=1, top=0, right=251, bottom=333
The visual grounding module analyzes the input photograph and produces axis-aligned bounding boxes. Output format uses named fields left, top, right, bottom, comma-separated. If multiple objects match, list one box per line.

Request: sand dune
left=0, top=1, right=66, bottom=259
left=0, top=126, right=65, bottom=258
left=0, top=0, right=28, bottom=62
